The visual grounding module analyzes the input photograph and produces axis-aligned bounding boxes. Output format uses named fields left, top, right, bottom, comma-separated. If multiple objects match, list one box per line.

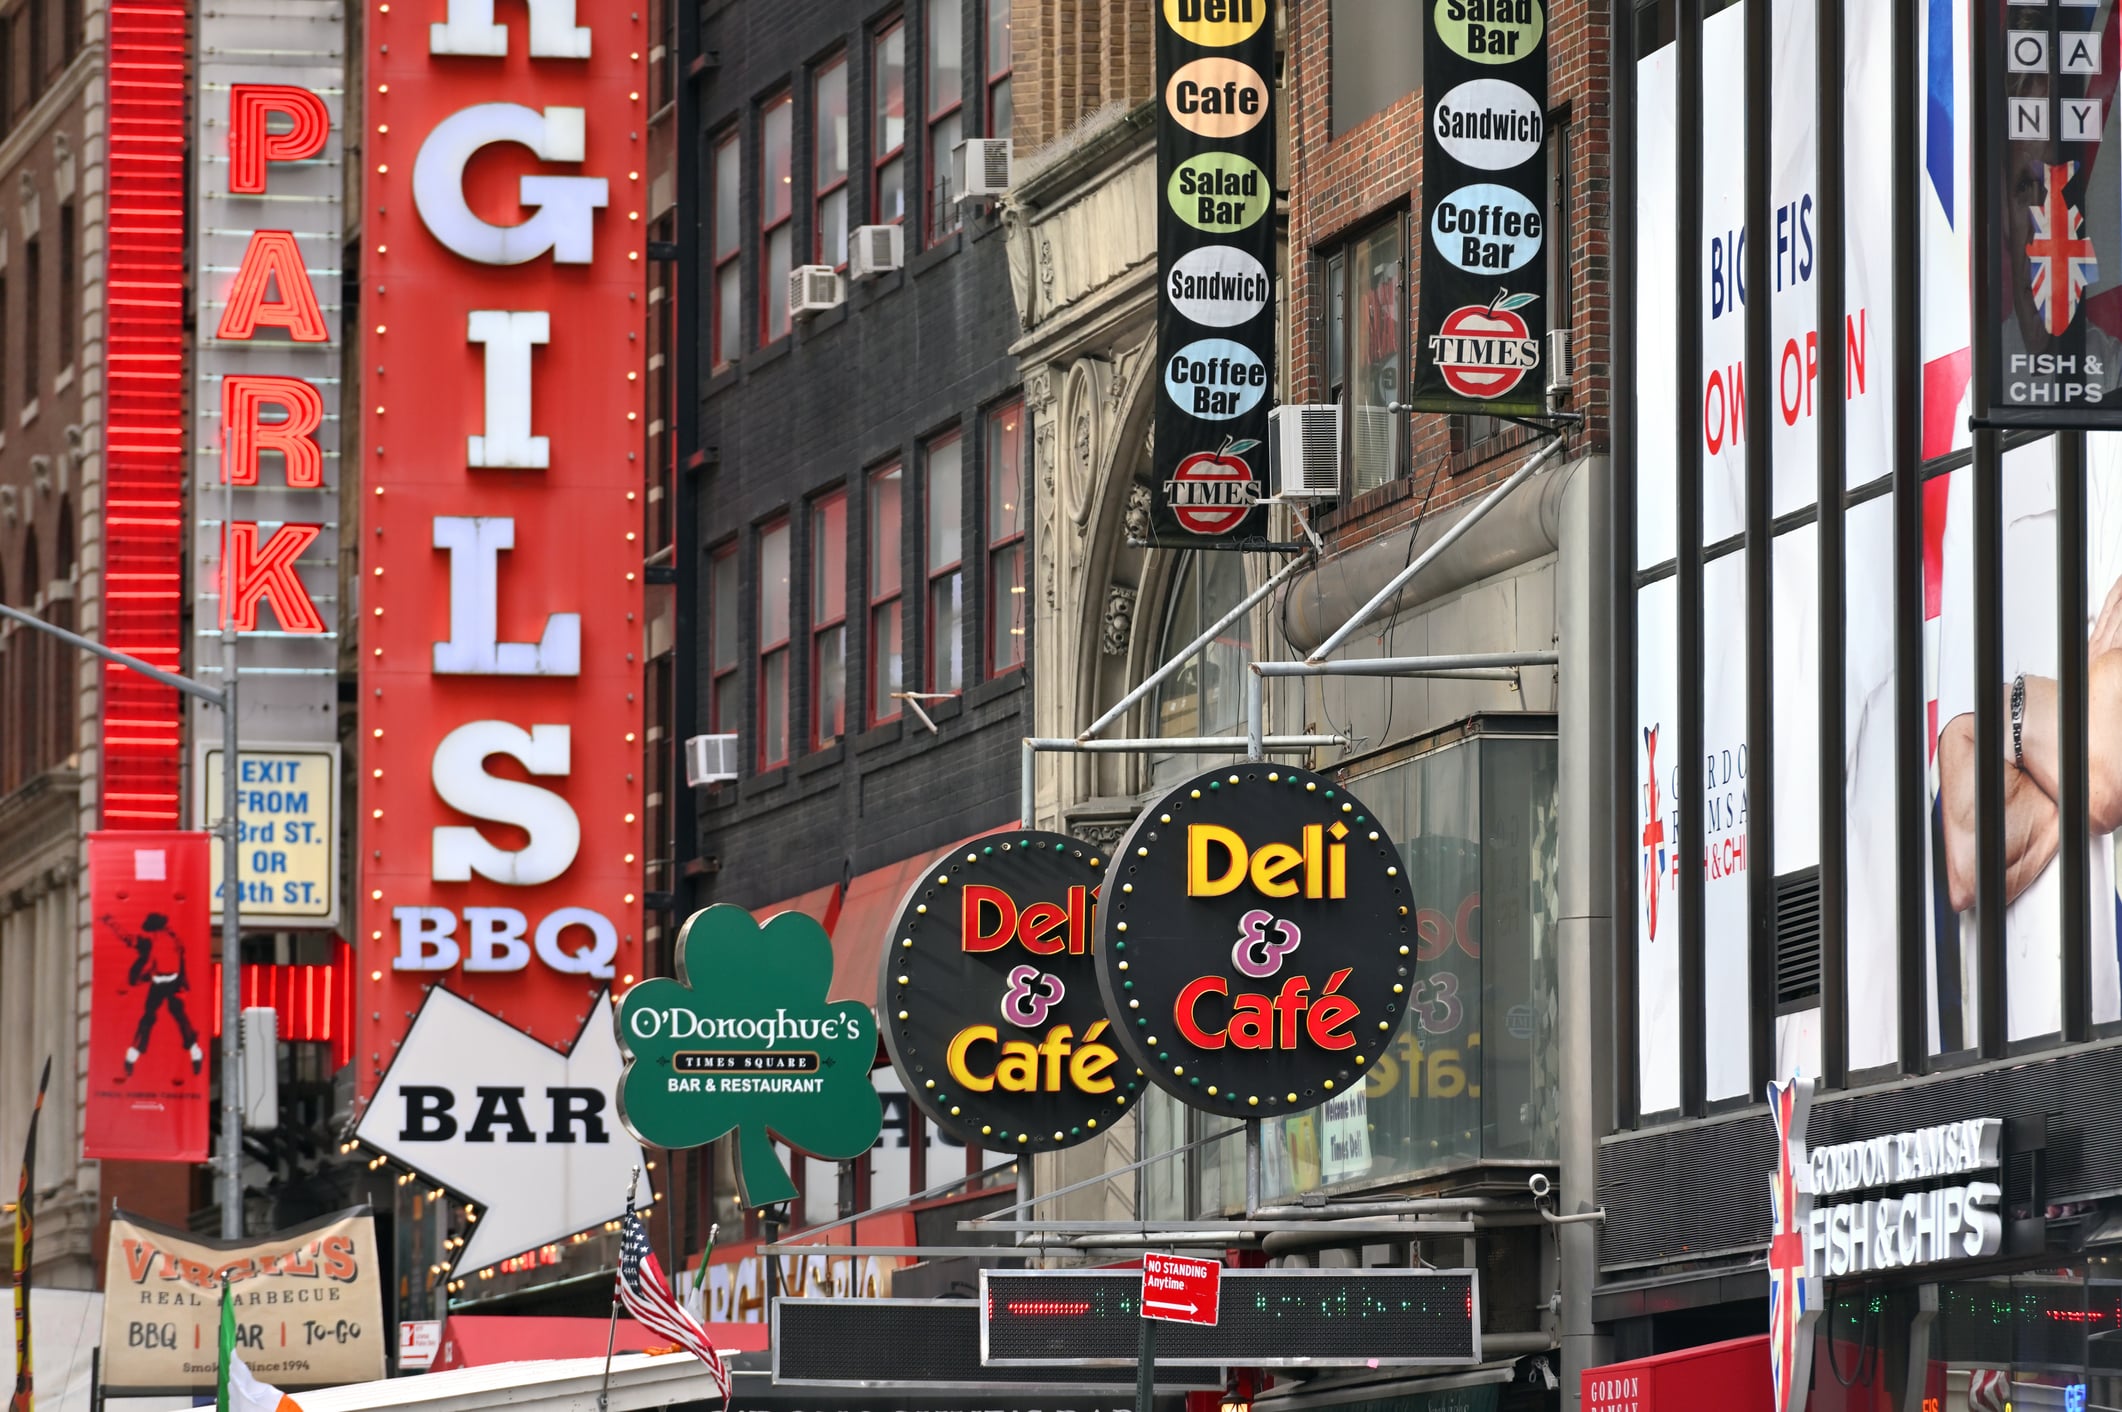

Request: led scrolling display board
left=1152, top=0, right=1276, bottom=543
left=879, top=830, right=1142, bottom=1153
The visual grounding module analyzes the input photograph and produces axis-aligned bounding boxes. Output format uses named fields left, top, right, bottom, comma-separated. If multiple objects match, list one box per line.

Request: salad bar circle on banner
left=880, top=830, right=1142, bottom=1151
left=1095, top=764, right=1410, bottom=1111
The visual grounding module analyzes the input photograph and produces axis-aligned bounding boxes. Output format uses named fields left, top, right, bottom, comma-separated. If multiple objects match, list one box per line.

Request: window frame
left=813, top=52, right=850, bottom=270
left=1319, top=213, right=1410, bottom=497
left=922, top=428, right=965, bottom=693
left=923, top=0, right=965, bottom=246
left=710, top=128, right=741, bottom=370
left=868, top=461, right=906, bottom=726
left=983, top=398, right=1026, bottom=677
left=982, top=0, right=1010, bottom=140
left=758, top=91, right=795, bottom=346
left=22, top=231, right=38, bottom=405
left=872, top=16, right=908, bottom=227
left=756, top=517, right=793, bottom=771
left=56, top=200, right=72, bottom=372
left=809, top=488, right=849, bottom=750
left=707, top=541, right=740, bottom=737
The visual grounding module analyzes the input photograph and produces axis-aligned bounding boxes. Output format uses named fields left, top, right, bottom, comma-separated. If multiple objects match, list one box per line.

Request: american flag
left=617, top=1203, right=731, bottom=1405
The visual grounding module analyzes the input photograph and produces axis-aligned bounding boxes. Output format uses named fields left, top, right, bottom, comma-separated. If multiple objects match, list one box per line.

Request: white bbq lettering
left=429, top=721, right=581, bottom=886
left=467, top=311, right=552, bottom=469
left=432, top=516, right=581, bottom=675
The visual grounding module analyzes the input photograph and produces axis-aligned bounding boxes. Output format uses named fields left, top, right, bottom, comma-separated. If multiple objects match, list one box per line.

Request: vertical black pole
left=1136, top=1312, right=1157, bottom=1412
left=1969, top=0, right=2007, bottom=1059
left=1611, top=0, right=1641, bottom=1131
left=2060, top=429, right=2091, bottom=1041
left=1891, top=0, right=1928, bottom=1073
left=1816, top=0, right=1850, bottom=1088
left=1678, top=0, right=1708, bottom=1117
left=1743, top=0, right=1777, bottom=1099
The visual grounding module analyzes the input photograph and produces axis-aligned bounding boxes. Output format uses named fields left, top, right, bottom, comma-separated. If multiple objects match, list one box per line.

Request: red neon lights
left=228, top=85, right=330, bottom=194
left=216, top=230, right=330, bottom=341
left=211, top=942, right=356, bottom=1069
left=1000, top=1300, right=1095, bottom=1317
left=102, top=0, right=190, bottom=827
left=222, top=522, right=326, bottom=632
left=222, top=375, right=324, bottom=487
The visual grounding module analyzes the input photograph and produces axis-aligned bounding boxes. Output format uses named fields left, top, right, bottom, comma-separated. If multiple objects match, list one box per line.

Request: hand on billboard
left=2091, top=577, right=2122, bottom=659
left=1941, top=713, right=2060, bottom=912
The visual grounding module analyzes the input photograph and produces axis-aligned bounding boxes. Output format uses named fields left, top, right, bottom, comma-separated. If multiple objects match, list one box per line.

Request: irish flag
left=216, top=1282, right=303, bottom=1412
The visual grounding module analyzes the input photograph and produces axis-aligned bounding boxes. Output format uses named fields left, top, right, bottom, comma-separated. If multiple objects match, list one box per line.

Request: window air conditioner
left=849, top=224, right=904, bottom=279
left=1268, top=404, right=1341, bottom=500
left=954, top=137, right=1013, bottom=201
left=1546, top=327, right=1576, bottom=404
left=1348, top=405, right=1400, bottom=494
left=684, top=733, right=740, bottom=786
left=787, top=265, right=843, bottom=321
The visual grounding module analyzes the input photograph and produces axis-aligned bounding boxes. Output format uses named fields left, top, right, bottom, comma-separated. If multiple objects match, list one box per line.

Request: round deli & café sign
left=880, top=830, right=1141, bottom=1152
left=1094, top=765, right=1411, bottom=1112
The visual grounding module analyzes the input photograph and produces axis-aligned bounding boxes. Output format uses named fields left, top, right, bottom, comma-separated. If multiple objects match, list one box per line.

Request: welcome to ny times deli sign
left=1410, top=0, right=1552, bottom=415
left=1154, top=0, right=1276, bottom=543
left=358, top=0, right=644, bottom=1092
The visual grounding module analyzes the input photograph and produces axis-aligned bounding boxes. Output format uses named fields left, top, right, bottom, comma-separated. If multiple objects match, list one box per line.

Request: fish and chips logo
left=1167, top=438, right=1262, bottom=535
left=1640, top=726, right=1669, bottom=940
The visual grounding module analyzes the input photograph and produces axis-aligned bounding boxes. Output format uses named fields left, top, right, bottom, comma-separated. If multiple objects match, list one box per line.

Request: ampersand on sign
left=1231, top=908, right=1303, bottom=978
left=999, top=964, right=1066, bottom=1027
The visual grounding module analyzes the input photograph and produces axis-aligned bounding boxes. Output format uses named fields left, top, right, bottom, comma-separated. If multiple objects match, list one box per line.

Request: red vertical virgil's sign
left=357, top=1, right=645, bottom=1096
left=101, top=0, right=189, bottom=828
left=85, top=833, right=212, bottom=1161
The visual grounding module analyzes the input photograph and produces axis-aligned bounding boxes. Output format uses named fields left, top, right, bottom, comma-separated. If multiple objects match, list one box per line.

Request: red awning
left=1582, top=1335, right=1769, bottom=1412
left=755, top=834, right=990, bottom=1005
left=429, top=1314, right=769, bottom=1371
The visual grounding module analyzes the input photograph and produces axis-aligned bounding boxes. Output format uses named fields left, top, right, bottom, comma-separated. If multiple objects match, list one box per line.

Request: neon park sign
left=880, top=831, right=1142, bottom=1152
left=1094, top=766, right=1412, bottom=1113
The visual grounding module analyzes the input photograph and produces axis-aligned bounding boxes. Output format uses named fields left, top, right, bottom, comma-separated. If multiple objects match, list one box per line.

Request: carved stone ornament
left=1063, top=361, right=1103, bottom=528
left=1070, top=820, right=1130, bottom=852
left=1102, top=584, right=1138, bottom=657
left=1123, top=484, right=1153, bottom=544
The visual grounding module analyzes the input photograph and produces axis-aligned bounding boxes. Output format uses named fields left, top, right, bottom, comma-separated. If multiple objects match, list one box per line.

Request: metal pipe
left=219, top=467, right=243, bottom=1241
left=1246, top=668, right=1264, bottom=761
left=1029, top=736, right=1343, bottom=752
left=1249, top=1196, right=1527, bottom=1218
left=1078, top=553, right=1311, bottom=740
left=1020, top=736, right=1036, bottom=829
left=1306, top=435, right=1568, bottom=662
left=1257, top=653, right=1556, bottom=678
left=0, top=602, right=224, bottom=704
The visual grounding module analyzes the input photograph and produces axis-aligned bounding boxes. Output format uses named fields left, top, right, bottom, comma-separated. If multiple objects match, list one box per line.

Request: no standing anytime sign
left=1141, top=1252, right=1221, bottom=1327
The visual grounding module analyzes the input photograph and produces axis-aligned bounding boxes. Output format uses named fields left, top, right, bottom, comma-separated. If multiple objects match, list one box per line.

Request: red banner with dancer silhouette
left=86, top=833, right=211, bottom=1161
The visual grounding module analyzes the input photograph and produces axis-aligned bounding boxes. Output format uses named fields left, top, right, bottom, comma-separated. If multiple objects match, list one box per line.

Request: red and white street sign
left=1140, top=1252, right=1221, bottom=1326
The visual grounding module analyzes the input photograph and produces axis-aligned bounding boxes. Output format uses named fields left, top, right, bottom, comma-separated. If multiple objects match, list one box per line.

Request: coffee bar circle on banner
left=880, top=831, right=1140, bottom=1152
left=1094, top=765, right=1410, bottom=1111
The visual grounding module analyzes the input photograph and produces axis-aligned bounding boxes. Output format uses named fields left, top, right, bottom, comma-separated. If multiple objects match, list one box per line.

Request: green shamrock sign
left=615, top=904, right=883, bottom=1206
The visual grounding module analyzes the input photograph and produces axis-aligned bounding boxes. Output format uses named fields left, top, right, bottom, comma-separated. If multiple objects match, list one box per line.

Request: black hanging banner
left=1976, top=0, right=2122, bottom=427
left=1153, top=0, right=1276, bottom=544
left=1408, top=1, right=1553, bottom=415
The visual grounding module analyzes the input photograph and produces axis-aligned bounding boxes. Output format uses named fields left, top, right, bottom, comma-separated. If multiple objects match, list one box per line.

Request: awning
left=1579, top=1335, right=1769, bottom=1412
left=753, top=834, right=990, bottom=1005
left=1252, top=1361, right=1519, bottom=1412
left=296, top=1349, right=729, bottom=1412
left=431, top=1314, right=768, bottom=1371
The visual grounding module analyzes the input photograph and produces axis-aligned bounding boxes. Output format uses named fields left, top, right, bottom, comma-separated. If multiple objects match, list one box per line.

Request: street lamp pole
left=0, top=598, right=246, bottom=1238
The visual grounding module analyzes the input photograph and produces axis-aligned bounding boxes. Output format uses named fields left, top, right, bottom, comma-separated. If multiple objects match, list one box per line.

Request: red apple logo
left=1166, top=438, right=1261, bottom=535
left=1428, top=290, right=1541, bottom=399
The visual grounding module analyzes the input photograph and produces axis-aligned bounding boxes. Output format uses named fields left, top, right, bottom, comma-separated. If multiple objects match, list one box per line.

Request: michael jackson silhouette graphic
left=98, top=911, right=203, bottom=1079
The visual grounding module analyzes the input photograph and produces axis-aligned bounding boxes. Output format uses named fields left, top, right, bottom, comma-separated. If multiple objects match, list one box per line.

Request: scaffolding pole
left=1020, top=734, right=1347, bottom=829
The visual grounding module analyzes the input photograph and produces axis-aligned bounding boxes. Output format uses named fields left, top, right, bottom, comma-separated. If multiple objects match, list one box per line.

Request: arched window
left=1148, top=552, right=1251, bottom=787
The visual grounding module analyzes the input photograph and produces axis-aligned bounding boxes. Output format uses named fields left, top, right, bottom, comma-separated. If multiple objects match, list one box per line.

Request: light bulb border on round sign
left=1094, top=764, right=1412, bottom=1114
left=879, top=830, right=1144, bottom=1153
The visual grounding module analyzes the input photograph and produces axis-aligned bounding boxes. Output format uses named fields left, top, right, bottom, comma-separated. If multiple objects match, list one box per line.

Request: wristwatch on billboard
left=2011, top=673, right=2027, bottom=769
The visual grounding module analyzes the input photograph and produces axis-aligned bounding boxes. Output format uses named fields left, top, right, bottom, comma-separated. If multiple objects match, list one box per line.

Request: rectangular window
left=873, top=19, right=907, bottom=225
left=27, top=0, right=43, bottom=89
left=757, top=519, right=792, bottom=770
left=924, top=431, right=963, bottom=692
left=22, top=235, right=38, bottom=404
left=983, top=0, right=1010, bottom=140
left=60, top=0, right=74, bottom=63
left=811, top=491, right=848, bottom=747
left=985, top=400, right=1025, bottom=673
left=925, top=0, right=963, bottom=244
left=711, top=130, right=740, bottom=368
left=1345, top=219, right=1405, bottom=494
left=869, top=463, right=904, bottom=723
left=709, top=543, right=740, bottom=736
left=56, top=202, right=71, bottom=370
left=814, top=55, right=850, bottom=268
left=760, top=93, right=793, bottom=345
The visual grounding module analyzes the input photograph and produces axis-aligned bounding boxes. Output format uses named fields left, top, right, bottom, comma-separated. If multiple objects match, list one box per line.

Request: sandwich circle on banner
left=879, top=830, right=1141, bottom=1152
left=1432, top=78, right=1545, bottom=169
left=1094, top=764, right=1411, bottom=1111
left=1168, top=245, right=1271, bottom=327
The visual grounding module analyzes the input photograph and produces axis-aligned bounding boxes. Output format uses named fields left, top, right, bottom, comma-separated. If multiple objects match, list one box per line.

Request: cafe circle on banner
left=1094, top=764, right=1411, bottom=1112
left=1164, top=56, right=1271, bottom=139
left=1162, top=0, right=1266, bottom=47
left=880, top=830, right=1141, bottom=1152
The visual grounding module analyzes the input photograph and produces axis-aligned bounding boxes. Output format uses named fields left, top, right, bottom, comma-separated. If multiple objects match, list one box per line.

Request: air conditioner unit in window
left=849, top=224, right=904, bottom=279
left=1348, top=405, right=1401, bottom=495
left=1545, top=326, right=1576, bottom=405
left=954, top=137, right=1013, bottom=201
left=787, top=265, right=843, bottom=320
left=684, top=733, right=740, bottom=786
left=1268, top=404, right=1341, bottom=500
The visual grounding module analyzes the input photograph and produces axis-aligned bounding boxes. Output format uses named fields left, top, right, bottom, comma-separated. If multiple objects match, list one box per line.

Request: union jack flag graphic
left=2027, top=162, right=2098, bottom=339
left=1642, top=727, right=1668, bottom=941
left=1768, top=1076, right=1819, bottom=1412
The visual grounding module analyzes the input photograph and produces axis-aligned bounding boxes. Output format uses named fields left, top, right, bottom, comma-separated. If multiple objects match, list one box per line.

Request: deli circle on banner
left=881, top=831, right=1140, bottom=1151
left=1095, top=765, right=1410, bottom=1111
